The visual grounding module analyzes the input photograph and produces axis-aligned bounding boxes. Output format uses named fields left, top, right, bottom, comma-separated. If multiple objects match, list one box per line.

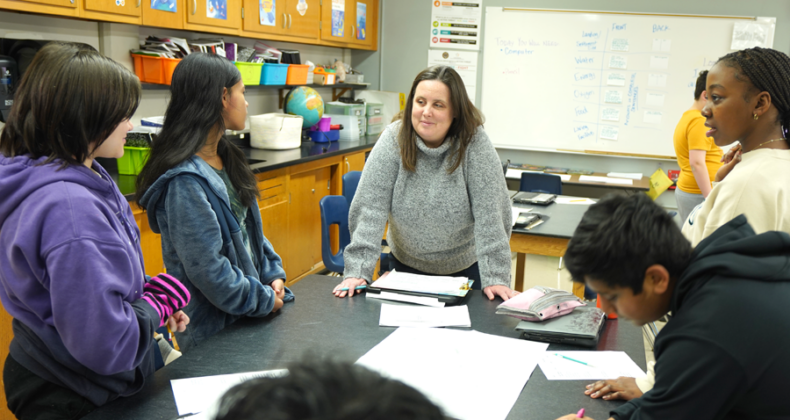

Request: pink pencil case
left=496, top=286, right=585, bottom=321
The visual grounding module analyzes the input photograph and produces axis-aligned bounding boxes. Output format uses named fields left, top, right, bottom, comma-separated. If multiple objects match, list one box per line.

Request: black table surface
left=85, top=275, right=645, bottom=420
left=512, top=199, right=591, bottom=240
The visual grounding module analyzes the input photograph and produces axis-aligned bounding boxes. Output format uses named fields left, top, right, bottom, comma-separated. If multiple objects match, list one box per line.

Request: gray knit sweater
left=343, top=121, right=512, bottom=289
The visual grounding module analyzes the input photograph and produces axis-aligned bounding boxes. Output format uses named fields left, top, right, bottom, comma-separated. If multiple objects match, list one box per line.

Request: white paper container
left=250, top=113, right=303, bottom=150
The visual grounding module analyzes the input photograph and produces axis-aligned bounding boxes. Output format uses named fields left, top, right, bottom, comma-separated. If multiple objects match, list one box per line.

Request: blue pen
left=335, top=285, right=367, bottom=292
left=554, top=353, right=596, bottom=368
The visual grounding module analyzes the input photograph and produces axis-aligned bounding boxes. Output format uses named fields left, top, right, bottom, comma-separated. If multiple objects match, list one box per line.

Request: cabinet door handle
left=352, top=25, right=355, bottom=38
left=192, top=0, right=196, bottom=14
left=283, top=12, right=287, bottom=28
left=288, top=13, right=292, bottom=29
left=345, top=160, right=350, bottom=172
left=137, top=0, right=140, bottom=7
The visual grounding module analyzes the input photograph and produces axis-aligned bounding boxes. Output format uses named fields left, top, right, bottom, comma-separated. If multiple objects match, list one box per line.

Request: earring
left=754, top=113, right=759, bottom=120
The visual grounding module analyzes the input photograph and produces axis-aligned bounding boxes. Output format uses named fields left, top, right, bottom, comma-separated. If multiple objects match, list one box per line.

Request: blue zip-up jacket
left=139, top=156, right=292, bottom=351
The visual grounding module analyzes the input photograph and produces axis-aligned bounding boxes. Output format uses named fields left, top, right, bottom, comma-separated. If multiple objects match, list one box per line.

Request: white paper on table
left=600, top=126, right=619, bottom=140
left=646, top=92, right=665, bottom=107
left=652, top=38, right=671, bottom=52
left=603, top=90, right=623, bottom=104
left=610, top=38, right=628, bottom=51
left=372, top=270, right=468, bottom=294
left=558, top=174, right=571, bottom=181
left=511, top=206, right=533, bottom=226
left=579, top=175, right=633, bottom=185
left=601, top=107, right=620, bottom=122
left=606, top=73, right=626, bottom=86
left=555, top=196, right=596, bottom=205
left=367, top=291, right=446, bottom=307
left=644, top=110, right=663, bottom=124
left=607, top=172, right=643, bottom=180
left=608, top=55, right=627, bottom=69
left=650, top=55, right=669, bottom=69
left=539, top=351, right=646, bottom=380
left=506, top=168, right=542, bottom=179
left=357, top=328, right=549, bottom=420
left=171, top=369, right=288, bottom=415
left=379, top=304, right=471, bottom=328
left=648, top=73, right=667, bottom=87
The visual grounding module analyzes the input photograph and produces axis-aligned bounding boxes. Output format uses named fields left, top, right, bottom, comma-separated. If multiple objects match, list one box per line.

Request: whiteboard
left=481, top=8, right=776, bottom=158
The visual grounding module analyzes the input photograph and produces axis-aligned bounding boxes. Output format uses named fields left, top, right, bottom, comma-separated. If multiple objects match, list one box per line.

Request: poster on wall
left=429, top=0, right=482, bottom=51
left=207, top=0, right=227, bottom=20
left=332, top=0, right=345, bottom=37
left=427, top=49, right=479, bottom=103
left=260, top=0, right=275, bottom=26
left=356, top=2, right=367, bottom=40
left=151, top=0, right=176, bottom=12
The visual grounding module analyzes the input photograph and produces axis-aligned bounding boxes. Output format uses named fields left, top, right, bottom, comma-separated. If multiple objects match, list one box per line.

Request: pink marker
left=576, top=408, right=585, bottom=418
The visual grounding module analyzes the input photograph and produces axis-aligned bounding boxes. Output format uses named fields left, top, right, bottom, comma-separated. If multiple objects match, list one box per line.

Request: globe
left=284, top=86, right=324, bottom=129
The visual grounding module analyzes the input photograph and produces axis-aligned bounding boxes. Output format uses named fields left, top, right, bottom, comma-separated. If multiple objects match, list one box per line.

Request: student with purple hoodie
left=0, top=43, right=192, bottom=420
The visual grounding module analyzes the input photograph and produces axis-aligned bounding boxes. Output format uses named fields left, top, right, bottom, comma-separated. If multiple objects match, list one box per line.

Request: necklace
left=754, top=137, right=787, bottom=149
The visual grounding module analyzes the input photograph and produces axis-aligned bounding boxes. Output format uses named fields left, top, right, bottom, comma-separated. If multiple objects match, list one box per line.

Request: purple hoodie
left=0, top=154, right=160, bottom=406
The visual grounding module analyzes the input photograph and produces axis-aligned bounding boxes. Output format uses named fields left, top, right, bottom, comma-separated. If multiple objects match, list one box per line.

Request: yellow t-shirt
left=672, top=110, right=723, bottom=194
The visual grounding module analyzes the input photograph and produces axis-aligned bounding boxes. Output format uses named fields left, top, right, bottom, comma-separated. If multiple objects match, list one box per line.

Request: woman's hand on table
left=584, top=376, right=643, bottom=401
left=483, top=285, right=520, bottom=301
left=333, top=277, right=368, bottom=298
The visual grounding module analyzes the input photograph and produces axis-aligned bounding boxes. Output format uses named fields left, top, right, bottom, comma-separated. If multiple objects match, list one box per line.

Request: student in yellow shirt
left=672, top=70, right=723, bottom=223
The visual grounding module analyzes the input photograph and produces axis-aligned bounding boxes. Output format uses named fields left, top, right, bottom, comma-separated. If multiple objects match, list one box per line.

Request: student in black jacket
left=554, top=194, right=790, bottom=420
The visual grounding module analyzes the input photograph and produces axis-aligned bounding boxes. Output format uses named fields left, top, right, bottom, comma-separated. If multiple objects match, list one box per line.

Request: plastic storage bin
left=132, top=54, right=182, bottom=85
left=325, top=101, right=365, bottom=116
left=365, top=102, right=383, bottom=116
left=324, top=114, right=361, bottom=141
left=234, top=62, right=263, bottom=86
left=367, top=115, right=383, bottom=125
left=366, top=123, right=384, bottom=136
left=262, top=63, right=289, bottom=85
left=117, top=147, right=150, bottom=175
left=286, top=64, right=309, bottom=85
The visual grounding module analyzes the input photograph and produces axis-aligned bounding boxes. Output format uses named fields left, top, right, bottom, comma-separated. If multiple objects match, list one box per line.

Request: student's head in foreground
left=213, top=361, right=445, bottom=420
left=564, top=194, right=692, bottom=326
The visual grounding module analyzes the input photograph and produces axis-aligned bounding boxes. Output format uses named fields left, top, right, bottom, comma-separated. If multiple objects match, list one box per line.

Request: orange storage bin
left=286, top=64, right=309, bottom=85
left=131, top=54, right=182, bottom=85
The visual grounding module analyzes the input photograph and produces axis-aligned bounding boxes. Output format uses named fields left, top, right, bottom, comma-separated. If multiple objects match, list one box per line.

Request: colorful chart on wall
left=332, top=0, right=345, bottom=37
left=260, top=0, right=275, bottom=25
left=427, top=49, right=478, bottom=103
left=356, top=2, right=367, bottom=40
left=429, top=0, right=482, bottom=51
left=207, top=0, right=227, bottom=20
left=151, top=0, right=176, bottom=12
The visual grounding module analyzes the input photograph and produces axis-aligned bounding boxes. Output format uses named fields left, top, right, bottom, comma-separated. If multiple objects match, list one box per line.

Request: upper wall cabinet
left=242, top=0, right=319, bottom=42
left=142, top=0, right=184, bottom=28
left=0, top=0, right=79, bottom=17
left=184, top=0, right=241, bottom=34
left=241, top=0, right=283, bottom=36
left=283, top=0, right=319, bottom=39
left=320, top=0, right=376, bottom=50
left=81, top=0, right=142, bottom=24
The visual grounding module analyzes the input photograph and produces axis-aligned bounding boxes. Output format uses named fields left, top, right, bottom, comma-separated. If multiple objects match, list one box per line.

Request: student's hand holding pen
left=166, top=311, right=190, bottom=333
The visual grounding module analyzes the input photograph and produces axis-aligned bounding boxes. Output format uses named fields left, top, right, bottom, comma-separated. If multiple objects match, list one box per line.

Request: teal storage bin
left=325, top=102, right=365, bottom=116
left=262, top=63, right=289, bottom=85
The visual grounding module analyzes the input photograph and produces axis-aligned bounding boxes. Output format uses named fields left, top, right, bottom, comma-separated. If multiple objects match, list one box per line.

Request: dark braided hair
left=717, top=47, right=790, bottom=136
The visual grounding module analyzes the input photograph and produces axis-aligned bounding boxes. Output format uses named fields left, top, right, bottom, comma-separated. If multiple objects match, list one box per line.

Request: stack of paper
left=372, top=270, right=470, bottom=297
left=379, top=304, right=471, bottom=328
left=607, top=172, right=643, bottom=180
left=357, top=328, right=549, bottom=420
left=579, top=175, right=634, bottom=185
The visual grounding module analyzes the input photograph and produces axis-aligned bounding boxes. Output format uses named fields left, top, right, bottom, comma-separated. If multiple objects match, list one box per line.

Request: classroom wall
left=371, top=0, right=790, bottom=209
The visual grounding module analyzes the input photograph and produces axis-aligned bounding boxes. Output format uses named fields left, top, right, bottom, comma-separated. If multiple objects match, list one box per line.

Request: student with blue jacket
left=0, top=43, right=191, bottom=419
left=136, top=53, right=293, bottom=352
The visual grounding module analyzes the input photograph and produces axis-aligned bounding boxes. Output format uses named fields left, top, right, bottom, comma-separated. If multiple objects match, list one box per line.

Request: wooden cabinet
left=142, top=0, right=183, bottom=28
left=342, top=150, right=366, bottom=173
left=81, top=0, right=142, bottom=24
left=0, top=306, right=12, bottom=420
left=320, top=0, right=377, bottom=50
left=130, top=203, right=166, bottom=277
left=285, top=164, right=331, bottom=281
left=0, top=0, right=79, bottom=17
left=241, top=0, right=283, bottom=36
left=282, top=0, right=319, bottom=39
left=184, top=0, right=241, bottom=35
left=242, top=0, right=319, bottom=42
left=257, top=168, right=288, bottom=271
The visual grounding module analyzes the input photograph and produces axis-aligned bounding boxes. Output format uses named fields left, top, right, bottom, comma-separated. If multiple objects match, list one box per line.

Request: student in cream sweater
left=333, top=66, right=518, bottom=301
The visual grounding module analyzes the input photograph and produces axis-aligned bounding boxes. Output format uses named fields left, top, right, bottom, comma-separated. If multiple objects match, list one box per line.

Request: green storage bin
left=366, top=102, right=383, bottom=116
left=366, top=123, right=384, bottom=136
left=117, top=146, right=150, bottom=175
left=325, top=102, right=365, bottom=116
left=234, top=62, right=263, bottom=86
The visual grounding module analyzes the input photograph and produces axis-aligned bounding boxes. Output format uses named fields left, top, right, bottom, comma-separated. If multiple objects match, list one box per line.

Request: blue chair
left=342, top=171, right=362, bottom=206
left=519, top=172, right=563, bottom=195
left=319, top=196, right=351, bottom=274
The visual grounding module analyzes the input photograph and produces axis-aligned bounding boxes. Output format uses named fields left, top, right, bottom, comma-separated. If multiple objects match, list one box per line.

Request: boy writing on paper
left=554, top=194, right=790, bottom=420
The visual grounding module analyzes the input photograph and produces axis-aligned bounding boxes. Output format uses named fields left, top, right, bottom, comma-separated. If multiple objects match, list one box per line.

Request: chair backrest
left=519, top=172, right=563, bottom=195
left=319, top=196, right=351, bottom=274
left=342, top=171, right=362, bottom=207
